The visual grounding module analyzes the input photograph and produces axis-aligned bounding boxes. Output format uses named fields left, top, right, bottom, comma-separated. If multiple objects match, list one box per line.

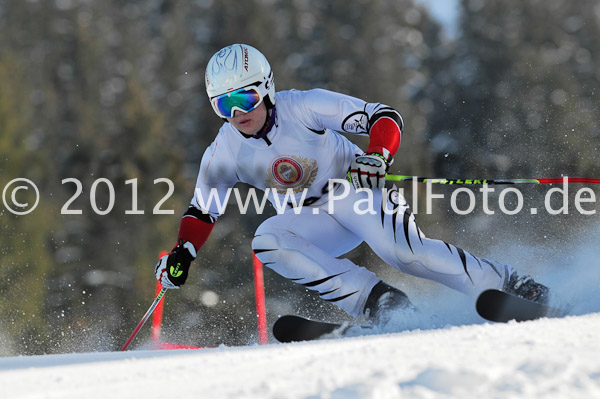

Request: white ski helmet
left=205, top=44, right=275, bottom=118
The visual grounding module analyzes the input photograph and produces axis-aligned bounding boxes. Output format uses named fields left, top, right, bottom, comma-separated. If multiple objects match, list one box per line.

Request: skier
left=155, top=44, right=550, bottom=325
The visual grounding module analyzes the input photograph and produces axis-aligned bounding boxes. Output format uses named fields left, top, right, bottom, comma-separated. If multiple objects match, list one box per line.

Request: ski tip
left=273, top=315, right=342, bottom=343
left=272, top=315, right=308, bottom=343
left=477, top=288, right=502, bottom=299
left=475, top=289, right=500, bottom=320
left=476, top=289, right=566, bottom=323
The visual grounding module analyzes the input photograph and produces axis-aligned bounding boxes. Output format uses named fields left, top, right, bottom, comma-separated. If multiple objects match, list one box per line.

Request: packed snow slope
left=3, top=223, right=600, bottom=398
left=2, top=313, right=600, bottom=399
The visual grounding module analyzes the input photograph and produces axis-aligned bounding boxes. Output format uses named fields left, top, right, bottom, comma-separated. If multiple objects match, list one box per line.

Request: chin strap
left=251, top=106, right=277, bottom=143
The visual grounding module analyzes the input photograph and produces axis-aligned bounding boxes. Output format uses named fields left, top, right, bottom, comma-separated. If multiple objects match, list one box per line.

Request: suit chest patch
left=267, top=155, right=318, bottom=194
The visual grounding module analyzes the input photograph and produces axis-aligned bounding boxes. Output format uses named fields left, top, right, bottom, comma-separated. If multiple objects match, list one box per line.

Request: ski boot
left=363, top=281, right=414, bottom=327
left=503, top=272, right=549, bottom=305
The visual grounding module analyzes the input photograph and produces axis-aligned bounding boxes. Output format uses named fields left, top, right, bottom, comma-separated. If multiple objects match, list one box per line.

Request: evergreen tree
left=427, top=0, right=600, bottom=179
left=0, top=54, right=56, bottom=354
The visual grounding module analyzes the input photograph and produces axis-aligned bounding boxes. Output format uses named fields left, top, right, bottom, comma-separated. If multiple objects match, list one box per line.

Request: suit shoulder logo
left=342, top=111, right=369, bottom=134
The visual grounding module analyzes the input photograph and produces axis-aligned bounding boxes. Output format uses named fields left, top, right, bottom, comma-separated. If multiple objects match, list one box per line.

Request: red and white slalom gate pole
left=151, top=251, right=202, bottom=350
left=151, top=251, right=169, bottom=343
left=253, top=253, right=268, bottom=344
left=151, top=282, right=165, bottom=342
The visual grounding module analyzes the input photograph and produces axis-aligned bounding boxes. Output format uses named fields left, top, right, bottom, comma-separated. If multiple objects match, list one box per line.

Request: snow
left=2, top=313, right=600, bottom=399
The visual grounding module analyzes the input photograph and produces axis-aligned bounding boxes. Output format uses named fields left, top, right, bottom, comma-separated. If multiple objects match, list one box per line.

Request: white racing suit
left=192, top=88, right=509, bottom=317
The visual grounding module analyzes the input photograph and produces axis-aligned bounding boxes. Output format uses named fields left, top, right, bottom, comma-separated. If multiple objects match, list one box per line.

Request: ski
left=275, top=289, right=567, bottom=343
left=273, top=315, right=349, bottom=343
left=476, top=289, right=566, bottom=323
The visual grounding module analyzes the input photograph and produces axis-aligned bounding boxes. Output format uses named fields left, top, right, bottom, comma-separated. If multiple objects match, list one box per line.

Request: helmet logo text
left=243, top=46, right=249, bottom=72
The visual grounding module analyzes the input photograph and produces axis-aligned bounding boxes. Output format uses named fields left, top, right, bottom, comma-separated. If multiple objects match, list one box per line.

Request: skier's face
left=227, top=102, right=268, bottom=135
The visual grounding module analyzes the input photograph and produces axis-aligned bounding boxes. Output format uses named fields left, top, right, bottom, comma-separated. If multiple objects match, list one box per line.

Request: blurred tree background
left=0, top=0, right=598, bottom=354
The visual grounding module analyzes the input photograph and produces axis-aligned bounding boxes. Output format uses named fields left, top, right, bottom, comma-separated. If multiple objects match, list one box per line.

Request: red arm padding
left=176, top=215, right=215, bottom=252
left=366, top=116, right=401, bottom=160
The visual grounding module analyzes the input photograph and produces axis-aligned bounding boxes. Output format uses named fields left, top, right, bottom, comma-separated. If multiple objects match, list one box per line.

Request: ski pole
left=121, top=287, right=167, bottom=351
left=386, top=174, right=600, bottom=185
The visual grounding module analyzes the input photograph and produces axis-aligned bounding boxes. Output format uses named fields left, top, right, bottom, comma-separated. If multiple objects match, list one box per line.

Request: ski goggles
left=210, top=86, right=263, bottom=119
